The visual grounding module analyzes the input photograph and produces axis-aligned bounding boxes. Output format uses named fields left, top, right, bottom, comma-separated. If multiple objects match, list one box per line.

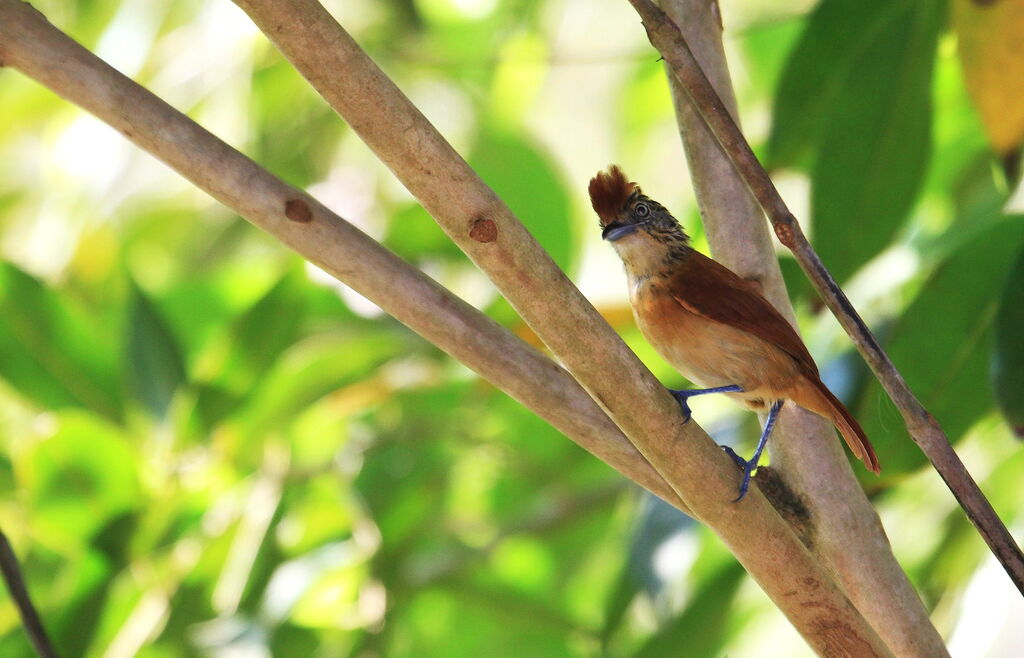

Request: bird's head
left=588, top=166, right=689, bottom=277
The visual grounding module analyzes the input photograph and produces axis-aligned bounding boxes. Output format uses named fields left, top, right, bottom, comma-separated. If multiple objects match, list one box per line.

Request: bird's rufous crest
left=588, top=165, right=637, bottom=227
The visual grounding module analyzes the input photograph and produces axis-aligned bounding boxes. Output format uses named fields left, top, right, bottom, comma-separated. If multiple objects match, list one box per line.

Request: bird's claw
left=733, top=463, right=756, bottom=503
left=720, top=445, right=756, bottom=502
left=668, top=389, right=694, bottom=423
left=720, top=445, right=746, bottom=468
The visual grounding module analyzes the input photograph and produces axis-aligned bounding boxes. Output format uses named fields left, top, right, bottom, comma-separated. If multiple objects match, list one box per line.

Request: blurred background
left=1, top=0, right=1023, bottom=655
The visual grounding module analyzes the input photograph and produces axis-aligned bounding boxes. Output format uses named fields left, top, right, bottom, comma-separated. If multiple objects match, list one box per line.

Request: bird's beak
left=602, top=223, right=639, bottom=242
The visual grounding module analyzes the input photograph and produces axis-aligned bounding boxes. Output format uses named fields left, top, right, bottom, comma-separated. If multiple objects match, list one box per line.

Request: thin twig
left=0, top=530, right=59, bottom=658
left=227, top=0, right=892, bottom=653
left=659, top=1, right=947, bottom=654
left=628, top=0, right=1024, bottom=594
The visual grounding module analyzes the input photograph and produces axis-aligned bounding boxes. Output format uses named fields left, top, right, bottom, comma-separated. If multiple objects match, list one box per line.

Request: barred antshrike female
left=590, top=166, right=879, bottom=500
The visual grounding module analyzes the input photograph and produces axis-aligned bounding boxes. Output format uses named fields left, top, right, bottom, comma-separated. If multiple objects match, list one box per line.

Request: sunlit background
left=1, top=0, right=1023, bottom=655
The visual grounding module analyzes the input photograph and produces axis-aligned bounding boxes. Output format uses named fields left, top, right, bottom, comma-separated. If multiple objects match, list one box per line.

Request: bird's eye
left=634, top=202, right=650, bottom=218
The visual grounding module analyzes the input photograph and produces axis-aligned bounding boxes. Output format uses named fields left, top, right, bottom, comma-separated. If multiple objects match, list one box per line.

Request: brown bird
left=589, top=165, right=879, bottom=500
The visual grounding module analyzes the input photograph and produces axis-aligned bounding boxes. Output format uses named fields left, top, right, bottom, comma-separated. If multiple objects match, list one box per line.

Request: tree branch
left=227, top=0, right=890, bottom=652
left=0, top=0, right=684, bottom=516
left=1, top=0, right=889, bottom=651
left=0, top=529, right=59, bottom=658
left=658, top=1, right=947, bottom=654
left=628, top=0, right=1024, bottom=596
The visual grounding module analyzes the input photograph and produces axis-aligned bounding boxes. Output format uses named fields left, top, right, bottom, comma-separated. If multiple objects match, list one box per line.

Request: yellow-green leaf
left=955, top=0, right=1024, bottom=154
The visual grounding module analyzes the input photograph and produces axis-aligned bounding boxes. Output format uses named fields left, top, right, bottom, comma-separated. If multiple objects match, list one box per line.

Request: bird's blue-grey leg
left=722, top=400, right=784, bottom=502
left=668, top=384, right=743, bottom=422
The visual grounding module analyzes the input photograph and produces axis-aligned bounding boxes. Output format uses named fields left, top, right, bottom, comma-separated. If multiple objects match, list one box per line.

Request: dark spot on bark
left=758, top=466, right=814, bottom=549
left=469, top=217, right=497, bottom=243
left=285, top=198, right=313, bottom=223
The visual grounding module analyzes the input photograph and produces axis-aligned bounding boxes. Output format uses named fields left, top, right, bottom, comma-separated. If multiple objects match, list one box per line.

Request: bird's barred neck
left=617, top=229, right=693, bottom=282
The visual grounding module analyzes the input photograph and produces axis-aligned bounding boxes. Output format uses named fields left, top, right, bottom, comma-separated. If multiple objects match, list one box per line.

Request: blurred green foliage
left=0, top=0, right=1022, bottom=655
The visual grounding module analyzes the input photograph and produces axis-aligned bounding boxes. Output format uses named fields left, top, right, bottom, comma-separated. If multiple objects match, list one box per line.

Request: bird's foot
left=721, top=445, right=747, bottom=469
left=668, top=389, right=694, bottom=422
left=720, top=448, right=758, bottom=503
left=723, top=400, right=784, bottom=502
left=667, top=385, right=743, bottom=423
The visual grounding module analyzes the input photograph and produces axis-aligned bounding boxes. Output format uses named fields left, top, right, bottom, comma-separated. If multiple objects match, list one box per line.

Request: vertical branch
left=657, top=1, right=947, bottom=654
left=628, top=0, right=1024, bottom=596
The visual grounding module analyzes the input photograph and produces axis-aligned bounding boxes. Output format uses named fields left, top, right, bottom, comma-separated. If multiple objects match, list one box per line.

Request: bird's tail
left=795, top=377, right=881, bottom=474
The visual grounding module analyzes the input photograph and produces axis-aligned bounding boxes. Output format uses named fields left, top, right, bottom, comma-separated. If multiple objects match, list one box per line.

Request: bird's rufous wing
left=667, top=251, right=819, bottom=376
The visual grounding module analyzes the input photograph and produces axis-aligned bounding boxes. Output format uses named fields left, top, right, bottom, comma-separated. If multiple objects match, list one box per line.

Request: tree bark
left=628, top=0, right=1024, bottom=599
left=226, top=0, right=892, bottom=652
left=658, top=1, right=948, bottom=654
left=0, top=0, right=682, bottom=513
left=0, top=0, right=891, bottom=652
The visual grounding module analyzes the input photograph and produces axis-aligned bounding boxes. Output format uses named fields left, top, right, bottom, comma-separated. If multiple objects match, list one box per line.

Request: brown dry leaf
left=954, top=0, right=1024, bottom=154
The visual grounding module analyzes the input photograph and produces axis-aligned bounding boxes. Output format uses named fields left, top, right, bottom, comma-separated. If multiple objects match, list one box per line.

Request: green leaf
left=269, top=624, right=321, bottom=657
left=232, top=331, right=404, bottom=437
left=856, top=217, right=1024, bottom=474
left=634, top=563, right=745, bottom=658
left=470, top=129, right=575, bottom=272
left=600, top=497, right=693, bottom=649
left=251, top=60, right=343, bottom=187
left=125, top=281, right=187, bottom=418
left=0, top=263, right=121, bottom=419
left=195, top=268, right=309, bottom=415
left=992, top=244, right=1024, bottom=437
left=811, top=0, right=943, bottom=286
left=156, top=259, right=276, bottom=366
left=51, top=549, right=112, bottom=657
left=20, top=412, right=140, bottom=550
left=355, top=385, right=468, bottom=548
left=740, top=18, right=806, bottom=103
left=384, top=203, right=466, bottom=263
left=768, top=0, right=935, bottom=167
left=223, top=268, right=308, bottom=381
left=768, top=0, right=944, bottom=289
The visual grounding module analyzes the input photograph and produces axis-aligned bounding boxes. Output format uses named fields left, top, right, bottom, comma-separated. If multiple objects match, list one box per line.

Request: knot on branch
left=285, top=198, right=313, bottom=223
left=772, top=212, right=796, bottom=247
left=469, top=217, right=497, bottom=243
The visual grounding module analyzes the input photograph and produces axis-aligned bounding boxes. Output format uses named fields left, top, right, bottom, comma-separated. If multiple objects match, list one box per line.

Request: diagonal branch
left=627, top=0, right=1024, bottom=596
left=1, top=0, right=885, bottom=651
left=0, top=2, right=681, bottom=514
left=659, top=1, right=947, bottom=654
left=228, top=0, right=890, bottom=653
left=0, top=530, right=59, bottom=658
